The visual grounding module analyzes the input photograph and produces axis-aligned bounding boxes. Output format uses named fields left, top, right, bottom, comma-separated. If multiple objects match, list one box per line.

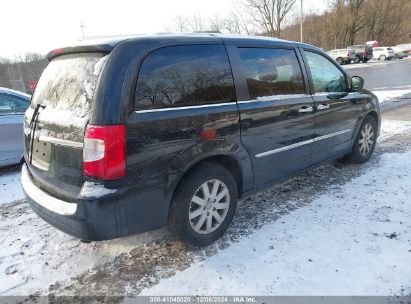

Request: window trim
left=132, top=43, right=237, bottom=111
left=233, top=46, right=309, bottom=100
left=300, top=48, right=349, bottom=95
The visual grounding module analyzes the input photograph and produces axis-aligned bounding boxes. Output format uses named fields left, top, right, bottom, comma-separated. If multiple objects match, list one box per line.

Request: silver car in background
left=0, top=87, right=30, bottom=167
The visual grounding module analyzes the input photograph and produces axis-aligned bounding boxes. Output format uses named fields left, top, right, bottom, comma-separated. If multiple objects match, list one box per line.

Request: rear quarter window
left=134, top=45, right=236, bottom=110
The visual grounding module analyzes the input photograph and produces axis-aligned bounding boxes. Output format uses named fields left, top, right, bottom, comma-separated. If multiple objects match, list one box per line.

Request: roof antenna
left=80, top=20, right=86, bottom=40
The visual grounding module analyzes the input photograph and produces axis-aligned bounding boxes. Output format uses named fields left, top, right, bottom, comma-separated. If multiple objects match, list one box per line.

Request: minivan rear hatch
left=24, top=52, right=108, bottom=200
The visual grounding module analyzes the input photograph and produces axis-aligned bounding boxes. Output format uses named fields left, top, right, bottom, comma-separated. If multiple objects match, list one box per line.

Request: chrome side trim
left=134, top=94, right=311, bottom=114
left=135, top=102, right=236, bottom=114
left=312, top=129, right=351, bottom=142
left=255, top=138, right=314, bottom=158
left=21, top=165, right=77, bottom=216
left=237, top=94, right=309, bottom=105
left=39, top=135, right=83, bottom=148
left=255, top=129, right=351, bottom=158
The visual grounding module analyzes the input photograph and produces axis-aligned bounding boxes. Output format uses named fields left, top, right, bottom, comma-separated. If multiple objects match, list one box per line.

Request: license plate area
left=31, top=137, right=51, bottom=171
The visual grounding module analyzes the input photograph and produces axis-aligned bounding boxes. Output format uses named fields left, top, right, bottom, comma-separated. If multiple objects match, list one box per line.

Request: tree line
left=2, top=0, right=410, bottom=93
left=168, top=0, right=411, bottom=49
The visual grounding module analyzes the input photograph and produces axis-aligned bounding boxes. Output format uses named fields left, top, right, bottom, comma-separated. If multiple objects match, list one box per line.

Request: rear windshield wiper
left=28, top=104, right=46, bottom=164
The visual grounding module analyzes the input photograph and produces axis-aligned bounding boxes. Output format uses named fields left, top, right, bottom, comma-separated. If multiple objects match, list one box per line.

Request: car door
left=227, top=45, right=315, bottom=186
left=301, top=49, right=365, bottom=164
left=0, top=93, right=28, bottom=166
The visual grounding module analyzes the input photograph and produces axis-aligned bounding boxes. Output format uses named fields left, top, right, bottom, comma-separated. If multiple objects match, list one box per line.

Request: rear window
left=32, top=53, right=107, bottom=120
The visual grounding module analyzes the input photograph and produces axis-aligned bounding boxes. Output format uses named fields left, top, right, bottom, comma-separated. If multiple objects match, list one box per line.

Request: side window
left=135, top=45, right=235, bottom=110
left=238, top=48, right=305, bottom=99
left=0, top=94, right=28, bottom=115
left=305, top=51, right=347, bottom=93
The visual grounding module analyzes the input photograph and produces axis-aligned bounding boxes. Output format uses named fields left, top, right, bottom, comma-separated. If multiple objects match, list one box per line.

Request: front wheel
left=336, top=57, right=343, bottom=65
left=355, top=55, right=361, bottom=63
left=379, top=55, right=386, bottom=61
left=169, top=163, right=238, bottom=247
left=346, top=116, right=378, bottom=163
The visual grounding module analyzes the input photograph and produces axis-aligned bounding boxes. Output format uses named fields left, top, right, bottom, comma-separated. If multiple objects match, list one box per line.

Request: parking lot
left=0, top=58, right=411, bottom=297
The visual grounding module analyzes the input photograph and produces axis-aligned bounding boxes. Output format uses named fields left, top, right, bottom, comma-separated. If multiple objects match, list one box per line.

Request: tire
left=379, top=55, right=386, bottom=61
left=363, top=59, right=368, bottom=63
left=355, top=55, right=361, bottom=63
left=336, top=57, right=343, bottom=65
left=345, top=116, right=378, bottom=164
left=169, top=162, right=238, bottom=247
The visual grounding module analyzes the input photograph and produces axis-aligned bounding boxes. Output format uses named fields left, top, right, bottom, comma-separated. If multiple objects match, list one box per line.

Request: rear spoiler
left=45, top=35, right=139, bottom=60
left=46, top=45, right=112, bottom=61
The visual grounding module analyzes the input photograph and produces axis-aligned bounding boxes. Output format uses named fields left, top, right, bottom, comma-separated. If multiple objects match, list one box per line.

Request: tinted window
left=305, top=51, right=347, bottom=93
left=237, top=48, right=305, bottom=99
left=0, top=94, right=28, bottom=115
left=135, top=45, right=235, bottom=109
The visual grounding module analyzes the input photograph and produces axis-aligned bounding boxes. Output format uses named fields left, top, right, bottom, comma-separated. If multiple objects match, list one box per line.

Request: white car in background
left=372, top=47, right=395, bottom=61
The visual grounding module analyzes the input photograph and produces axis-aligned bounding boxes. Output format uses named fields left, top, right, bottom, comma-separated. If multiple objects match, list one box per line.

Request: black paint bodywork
left=23, top=34, right=380, bottom=241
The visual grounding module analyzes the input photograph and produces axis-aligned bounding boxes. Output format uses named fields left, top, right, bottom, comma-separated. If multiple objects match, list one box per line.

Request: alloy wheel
left=189, top=179, right=230, bottom=234
left=359, top=122, right=374, bottom=156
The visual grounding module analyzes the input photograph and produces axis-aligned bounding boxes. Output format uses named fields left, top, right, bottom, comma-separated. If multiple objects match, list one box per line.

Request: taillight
left=83, top=125, right=126, bottom=180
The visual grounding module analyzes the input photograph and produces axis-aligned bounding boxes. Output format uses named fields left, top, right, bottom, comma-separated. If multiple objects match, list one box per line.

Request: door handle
left=317, top=104, right=330, bottom=110
left=299, top=106, right=313, bottom=113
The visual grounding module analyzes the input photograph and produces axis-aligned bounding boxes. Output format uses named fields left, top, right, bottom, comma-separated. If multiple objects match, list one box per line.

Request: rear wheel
left=336, top=57, right=343, bottom=65
left=355, top=55, right=361, bottom=63
left=345, top=116, right=377, bottom=164
left=169, top=163, right=238, bottom=247
left=379, top=55, right=386, bottom=61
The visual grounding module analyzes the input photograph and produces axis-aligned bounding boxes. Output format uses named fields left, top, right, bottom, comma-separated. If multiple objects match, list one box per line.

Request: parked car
left=393, top=44, right=410, bottom=59
left=348, top=44, right=373, bottom=63
left=372, top=47, right=395, bottom=60
left=0, top=87, right=30, bottom=167
left=327, top=48, right=356, bottom=65
left=22, top=34, right=380, bottom=246
left=366, top=40, right=379, bottom=48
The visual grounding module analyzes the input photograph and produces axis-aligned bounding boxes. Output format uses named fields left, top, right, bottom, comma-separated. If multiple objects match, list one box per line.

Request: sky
left=0, top=0, right=327, bottom=59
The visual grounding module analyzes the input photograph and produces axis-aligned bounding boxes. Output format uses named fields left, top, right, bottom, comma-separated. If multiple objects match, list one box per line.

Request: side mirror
left=351, top=76, right=364, bottom=91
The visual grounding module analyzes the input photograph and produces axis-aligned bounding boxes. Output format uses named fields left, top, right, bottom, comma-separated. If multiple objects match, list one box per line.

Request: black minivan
left=22, top=34, right=380, bottom=246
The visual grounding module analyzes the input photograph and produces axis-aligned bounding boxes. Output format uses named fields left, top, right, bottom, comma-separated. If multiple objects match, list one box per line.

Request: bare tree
left=223, top=10, right=255, bottom=34
left=188, top=14, right=206, bottom=32
left=172, top=15, right=189, bottom=32
left=242, top=0, right=296, bottom=37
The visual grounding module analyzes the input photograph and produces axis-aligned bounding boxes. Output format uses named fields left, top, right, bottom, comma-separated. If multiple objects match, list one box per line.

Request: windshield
left=31, top=53, right=107, bottom=119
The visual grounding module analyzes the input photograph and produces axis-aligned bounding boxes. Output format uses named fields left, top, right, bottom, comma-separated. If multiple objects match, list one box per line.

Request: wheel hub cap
left=359, top=122, right=374, bottom=156
left=189, top=179, right=230, bottom=234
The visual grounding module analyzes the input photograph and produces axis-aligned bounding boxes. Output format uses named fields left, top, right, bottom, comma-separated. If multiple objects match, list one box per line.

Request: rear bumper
left=22, top=164, right=169, bottom=241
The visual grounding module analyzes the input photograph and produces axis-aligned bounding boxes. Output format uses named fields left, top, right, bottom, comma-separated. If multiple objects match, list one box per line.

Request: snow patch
left=79, top=181, right=117, bottom=198
left=0, top=171, right=24, bottom=205
left=38, top=106, right=89, bottom=128
left=372, top=89, right=411, bottom=103
left=142, top=150, right=411, bottom=296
